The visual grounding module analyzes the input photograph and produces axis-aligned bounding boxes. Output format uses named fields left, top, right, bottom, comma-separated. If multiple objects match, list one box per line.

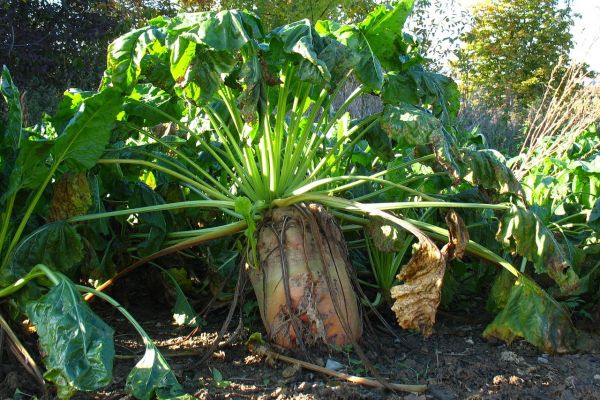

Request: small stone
left=537, top=356, right=549, bottom=364
left=325, top=359, right=345, bottom=371
left=594, top=374, right=600, bottom=381
left=500, top=351, right=523, bottom=364
left=270, top=387, right=282, bottom=398
left=465, top=338, right=474, bottom=345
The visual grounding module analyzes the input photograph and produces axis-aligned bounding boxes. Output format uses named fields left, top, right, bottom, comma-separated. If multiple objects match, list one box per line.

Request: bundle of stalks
left=513, top=58, right=600, bottom=180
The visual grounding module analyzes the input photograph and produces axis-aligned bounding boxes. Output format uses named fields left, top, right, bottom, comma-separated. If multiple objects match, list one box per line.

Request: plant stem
left=0, top=195, right=16, bottom=255
left=68, top=199, right=236, bottom=223
left=83, top=220, right=247, bottom=301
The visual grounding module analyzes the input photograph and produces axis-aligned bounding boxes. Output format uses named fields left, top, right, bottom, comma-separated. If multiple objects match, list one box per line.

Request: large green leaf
left=26, top=273, right=115, bottom=398
left=51, top=90, right=94, bottom=134
left=383, top=67, right=460, bottom=123
left=358, top=0, right=415, bottom=71
left=167, top=10, right=262, bottom=52
left=458, top=149, right=525, bottom=198
left=52, top=88, right=122, bottom=171
left=268, top=20, right=331, bottom=84
left=105, top=26, right=166, bottom=93
left=483, top=277, right=578, bottom=353
left=0, top=222, right=84, bottom=285
left=315, top=20, right=383, bottom=90
left=169, top=41, right=235, bottom=105
left=497, top=204, right=579, bottom=294
left=379, top=103, right=460, bottom=180
left=124, top=84, right=183, bottom=127
left=125, top=341, right=190, bottom=400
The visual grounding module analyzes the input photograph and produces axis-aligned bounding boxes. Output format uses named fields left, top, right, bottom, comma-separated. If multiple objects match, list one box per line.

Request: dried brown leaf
left=444, top=210, right=469, bottom=260
left=390, top=239, right=446, bottom=336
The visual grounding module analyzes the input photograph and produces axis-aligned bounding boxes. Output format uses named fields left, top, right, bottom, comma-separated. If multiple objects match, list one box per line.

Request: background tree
left=0, top=0, right=175, bottom=123
left=454, top=0, right=575, bottom=111
left=406, top=0, right=471, bottom=73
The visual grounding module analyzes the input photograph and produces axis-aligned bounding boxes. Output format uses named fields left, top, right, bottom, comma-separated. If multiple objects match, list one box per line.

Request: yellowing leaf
left=48, top=173, right=92, bottom=221
left=483, top=277, right=579, bottom=354
left=445, top=210, right=468, bottom=260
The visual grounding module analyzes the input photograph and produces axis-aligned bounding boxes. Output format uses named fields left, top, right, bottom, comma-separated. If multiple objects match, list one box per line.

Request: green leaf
left=169, top=40, right=236, bottom=106
left=167, top=10, right=262, bottom=52
left=486, top=269, right=515, bottom=314
left=125, top=84, right=183, bottom=127
left=161, top=267, right=199, bottom=327
left=496, top=204, right=579, bottom=294
left=383, top=67, right=461, bottom=124
left=0, top=66, right=22, bottom=150
left=315, top=20, right=383, bottom=90
left=125, top=341, right=189, bottom=400
left=1, top=222, right=84, bottom=285
left=483, top=277, right=578, bottom=353
left=51, top=90, right=94, bottom=134
left=1, top=139, right=53, bottom=203
left=379, top=103, right=460, bottom=180
left=268, top=20, right=331, bottom=84
left=52, top=88, right=122, bottom=171
left=105, top=26, right=165, bottom=93
left=382, top=71, right=419, bottom=105
left=358, top=0, right=415, bottom=71
left=366, top=217, right=407, bottom=252
left=458, top=149, right=525, bottom=198
left=25, top=273, right=115, bottom=398
left=130, top=183, right=167, bottom=257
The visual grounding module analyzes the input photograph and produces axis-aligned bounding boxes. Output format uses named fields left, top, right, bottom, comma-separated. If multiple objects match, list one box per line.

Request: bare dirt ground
left=2, top=290, right=599, bottom=400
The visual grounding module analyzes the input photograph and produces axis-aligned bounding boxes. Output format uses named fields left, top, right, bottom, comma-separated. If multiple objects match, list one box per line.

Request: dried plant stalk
left=513, top=59, right=600, bottom=180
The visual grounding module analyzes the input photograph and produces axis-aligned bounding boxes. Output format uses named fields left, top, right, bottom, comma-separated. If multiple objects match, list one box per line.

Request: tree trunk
left=247, top=203, right=362, bottom=348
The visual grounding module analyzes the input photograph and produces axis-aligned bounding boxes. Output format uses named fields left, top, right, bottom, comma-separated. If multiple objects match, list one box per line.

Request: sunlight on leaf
left=497, top=204, right=579, bottom=294
left=126, top=341, right=192, bottom=400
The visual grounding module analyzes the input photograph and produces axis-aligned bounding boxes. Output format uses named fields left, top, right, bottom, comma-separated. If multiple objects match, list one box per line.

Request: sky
left=458, top=0, right=600, bottom=73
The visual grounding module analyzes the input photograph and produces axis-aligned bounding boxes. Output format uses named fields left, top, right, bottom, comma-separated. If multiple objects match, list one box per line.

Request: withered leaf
left=390, top=239, right=446, bottom=337
left=444, top=210, right=468, bottom=260
left=48, top=173, right=92, bottom=221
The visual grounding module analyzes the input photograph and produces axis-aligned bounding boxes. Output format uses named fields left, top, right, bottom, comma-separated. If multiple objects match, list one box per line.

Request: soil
left=1, top=289, right=599, bottom=400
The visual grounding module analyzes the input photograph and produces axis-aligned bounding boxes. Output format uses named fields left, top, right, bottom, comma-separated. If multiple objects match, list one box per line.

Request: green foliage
left=125, top=342, right=191, bottom=400
left=454, top=0, right=574, bottom=110
left=483, top=277, right=579, bottom=353
left=1, top=222, right=84, bottom=285
left=25, top=272, right=115, bottom=399
left=358, top=0, right=415, bottom=71
left=1, top=3, right=594, bottom=397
